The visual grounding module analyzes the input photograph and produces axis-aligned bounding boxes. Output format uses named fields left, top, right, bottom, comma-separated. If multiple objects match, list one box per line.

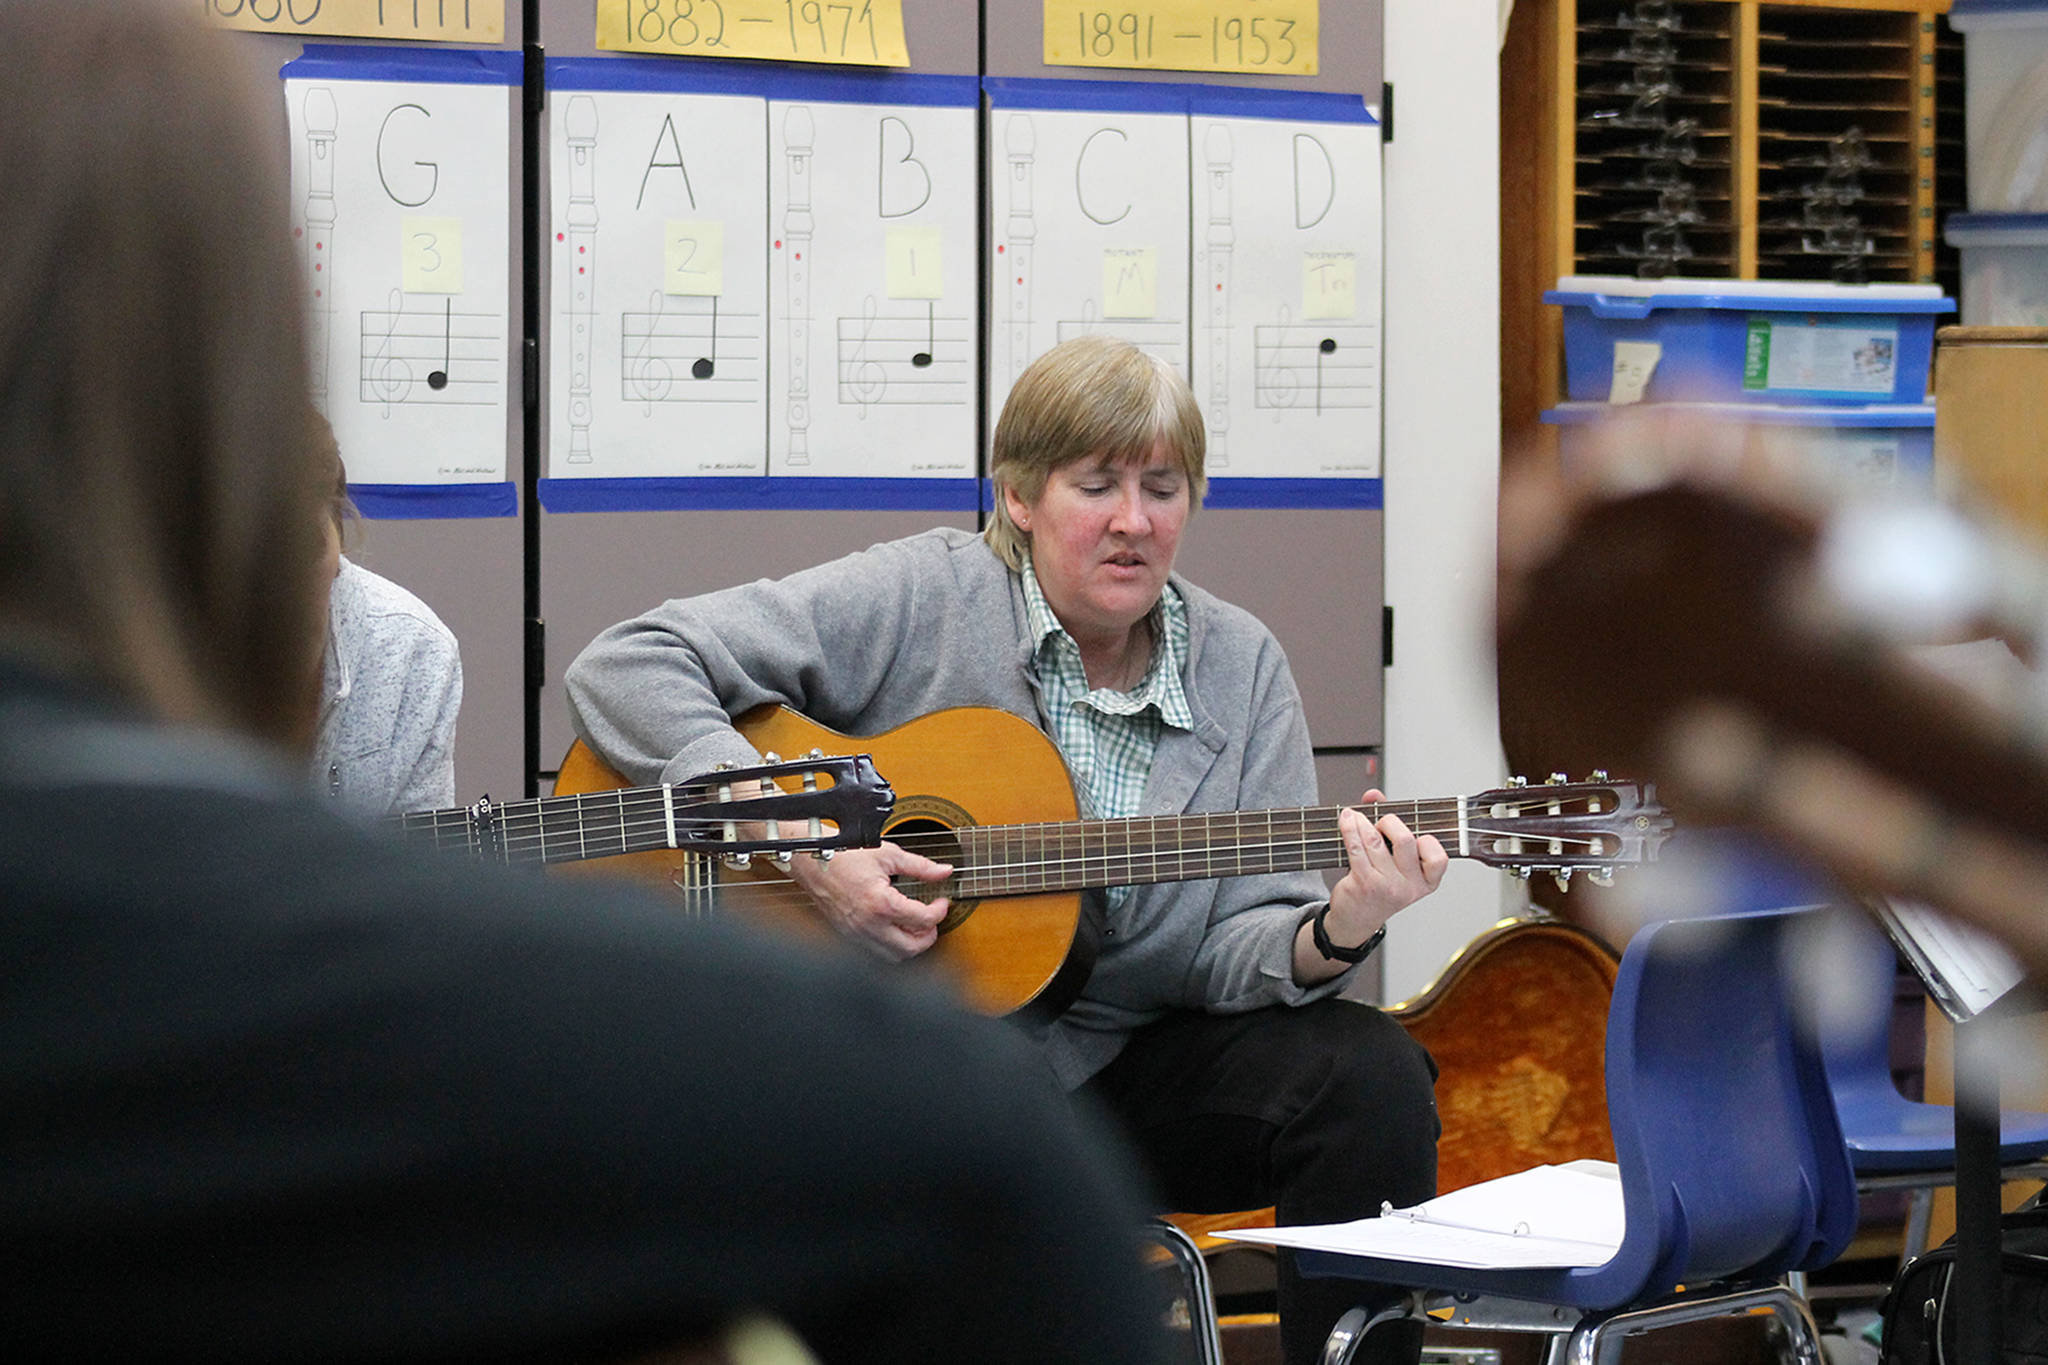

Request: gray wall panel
left=538, top=506, right=975, bottom=772
left=1174, top=507, right=1383, bottom=750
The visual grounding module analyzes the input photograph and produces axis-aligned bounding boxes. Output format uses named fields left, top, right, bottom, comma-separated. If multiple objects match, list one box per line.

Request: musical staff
left=620, top=299, right=761, bottom=404
left=358, top=302, right=502, bottom=410
left=1054, top=316, right=1186, bottom=370
left=834, top=306, right=971, bottom=407
left=1253, top=323, right=1377, bottom=413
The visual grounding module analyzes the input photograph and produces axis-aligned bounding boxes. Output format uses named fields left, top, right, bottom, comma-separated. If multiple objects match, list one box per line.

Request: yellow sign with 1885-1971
left=596, top=0, right=910, bottom=67
left=1044, top=0, right=1317, bottom=77
left=202, top=0, right=504, bottom=43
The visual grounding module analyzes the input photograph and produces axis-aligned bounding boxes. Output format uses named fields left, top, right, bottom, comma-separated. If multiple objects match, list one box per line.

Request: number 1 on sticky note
left=886, top=226, right=943, bottom=299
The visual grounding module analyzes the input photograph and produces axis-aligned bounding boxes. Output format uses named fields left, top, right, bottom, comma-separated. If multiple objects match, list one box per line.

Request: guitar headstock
left=674, top=753, right=894, bottom=860
left=1464, top=774, right=1674, bottom=888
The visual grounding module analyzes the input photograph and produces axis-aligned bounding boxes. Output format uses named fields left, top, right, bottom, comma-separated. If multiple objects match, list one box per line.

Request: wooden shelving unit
left=1501, top=0, right=1961, bottom=461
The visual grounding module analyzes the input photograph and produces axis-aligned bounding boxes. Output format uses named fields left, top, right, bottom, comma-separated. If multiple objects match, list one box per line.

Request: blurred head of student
left=0, top=0, right=327, bottom=751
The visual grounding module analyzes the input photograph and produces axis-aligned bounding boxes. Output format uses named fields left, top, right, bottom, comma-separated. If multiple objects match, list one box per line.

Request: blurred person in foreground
left=0, top=4, right=1169, bottom=1361
left=1495, top=407, right=2048, bottom=981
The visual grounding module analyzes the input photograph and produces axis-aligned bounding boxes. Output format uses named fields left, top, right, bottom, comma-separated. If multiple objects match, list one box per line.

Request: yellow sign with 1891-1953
left=202, top=0, right=504, bottom=43
left=1043, top=0, right=1317, bottom=76
left=595, top=0, right=909, bottom=66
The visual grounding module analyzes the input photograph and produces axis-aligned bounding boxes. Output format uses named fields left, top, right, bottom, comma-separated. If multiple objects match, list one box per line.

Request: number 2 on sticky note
left=665, top=220, right=725, bottom=296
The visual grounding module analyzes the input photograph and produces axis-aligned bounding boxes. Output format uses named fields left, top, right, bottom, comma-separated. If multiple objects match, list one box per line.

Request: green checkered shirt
left=1019, top=555, right=1193, bottom=913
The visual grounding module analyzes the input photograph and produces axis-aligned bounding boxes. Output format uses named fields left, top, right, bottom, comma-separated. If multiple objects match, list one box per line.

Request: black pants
left=1081, top=999, right=1440, bottom=1365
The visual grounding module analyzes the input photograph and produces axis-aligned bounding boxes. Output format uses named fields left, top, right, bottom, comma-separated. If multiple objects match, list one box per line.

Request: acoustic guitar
left=553, top=705, right=1672, bottom=1017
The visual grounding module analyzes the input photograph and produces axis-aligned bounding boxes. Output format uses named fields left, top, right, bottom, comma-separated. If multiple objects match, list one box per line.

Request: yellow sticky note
left=885, top=226, right=944, bottom=300
left=1609, top=340, right=1662, bottom=405
left=1102, top=247, right=1158, bottom=319
left=1043, top=0, right=1319, bottom=77
left=402, top=217, right=463, bottom=294
left=1302, top=251, right=1356, bottom=321
left=665, top=219, right=725, bottom=296
left=206, top=0, right=504, bottom=42
left=596, top=0, right=910, bottom=67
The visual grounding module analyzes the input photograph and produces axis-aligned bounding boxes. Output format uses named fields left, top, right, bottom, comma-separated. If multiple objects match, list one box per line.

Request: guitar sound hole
left=886, top=816, right=971, bottom=930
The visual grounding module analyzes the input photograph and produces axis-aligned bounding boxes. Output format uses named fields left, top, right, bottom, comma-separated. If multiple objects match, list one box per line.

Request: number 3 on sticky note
left=402, top=217, right=464, bottom=294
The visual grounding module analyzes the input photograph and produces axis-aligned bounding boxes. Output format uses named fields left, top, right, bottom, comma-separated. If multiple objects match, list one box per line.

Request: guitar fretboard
left=919, top=799, right=1474, bottom=899
left=393, top=787, right=688, bottom=866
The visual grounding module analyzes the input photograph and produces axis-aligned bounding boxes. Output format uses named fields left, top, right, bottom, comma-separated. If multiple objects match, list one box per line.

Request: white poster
left=285, top=58, right=512, bottom=486
left=1191, top=107, right=1382, bottom=478
left=987, top=96, right=1191, bottom=441
left=766, top=96, right=977, bottom=479
left=546, top=79, right=770, bottom=479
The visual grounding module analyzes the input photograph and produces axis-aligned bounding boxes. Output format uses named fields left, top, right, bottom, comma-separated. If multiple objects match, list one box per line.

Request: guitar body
left=554, top=706, right=1090, bottom=1018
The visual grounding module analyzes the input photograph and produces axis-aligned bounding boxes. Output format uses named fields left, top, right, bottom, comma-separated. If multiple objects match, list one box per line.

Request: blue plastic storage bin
left=1546, top=276, right=1954, bottom=405
left=1540, top=401, right=1936, bottom=490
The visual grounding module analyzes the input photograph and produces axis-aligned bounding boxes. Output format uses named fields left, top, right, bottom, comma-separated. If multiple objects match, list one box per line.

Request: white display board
left=284, top=48, right=515, bottom=487
left=985, top=82, right=1382, bottom=484
left=986, top=84, right=1192, bottom=429
left=766, top=93, right=977, bottom=479
left=1191, top=95, right=1382, bottom=478
left=546, top=67, right=771, bottom=479
left=544, top=62, right=978, bottom=488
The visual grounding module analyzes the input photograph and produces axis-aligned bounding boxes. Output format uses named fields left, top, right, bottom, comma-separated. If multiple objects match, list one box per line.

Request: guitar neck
left=392, top=787, right=688, bottom=867
left=948, top=798, right=1474, bottom=898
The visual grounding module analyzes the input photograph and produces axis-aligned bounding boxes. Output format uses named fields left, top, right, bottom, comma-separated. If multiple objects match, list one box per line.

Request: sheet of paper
left=286, top=56, right=514, bottom=486
left=1218, top=1162, right=1624, bottom=1270
left=986, top=93, right=1191, bottom=448
left=767, top=93, right=977, bottom=478
left=546, top=74, right=770, bottom=478
left=1189, top=101, right=1381, bottom=478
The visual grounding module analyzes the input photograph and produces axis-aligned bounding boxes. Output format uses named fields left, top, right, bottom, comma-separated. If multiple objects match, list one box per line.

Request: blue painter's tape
left=1187, top=86, right=1377, bottom=125
left=983, top=75, right=1193, bottom=114
left=1204, top=478, right=1384, bottom=510
left=539, top=476, right=980, bottom=512
left=283, top=44, right=522, bottom=85
left=548, top=56, right=975, bottom=106
left=976, top=477, right=1382, bottom=513
left=349, top=482, right=518, bottom=519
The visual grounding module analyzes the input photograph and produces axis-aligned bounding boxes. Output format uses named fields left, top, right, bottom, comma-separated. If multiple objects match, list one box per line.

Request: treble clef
left=626, top=290, right=672, bottom=414
left=848, top=294, right=885, bottom=416
left=368, top=287, right=411, bottom=418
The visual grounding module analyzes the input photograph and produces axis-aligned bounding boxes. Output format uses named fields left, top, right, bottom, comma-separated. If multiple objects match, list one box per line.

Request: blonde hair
left=985, top=335, right=1206, bottom=570
left=0, top=0, right=327, bottom=750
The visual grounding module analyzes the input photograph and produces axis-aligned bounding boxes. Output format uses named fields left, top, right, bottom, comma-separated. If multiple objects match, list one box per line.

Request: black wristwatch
left=1310, top=904, right=1386, bottom=964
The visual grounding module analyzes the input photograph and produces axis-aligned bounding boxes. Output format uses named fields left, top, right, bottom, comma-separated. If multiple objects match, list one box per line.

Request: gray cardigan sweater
left=565, top=527, right=1350, bottom=1086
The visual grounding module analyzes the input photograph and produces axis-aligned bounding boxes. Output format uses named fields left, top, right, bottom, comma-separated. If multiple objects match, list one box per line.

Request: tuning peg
left=1591, top=769, right=1610, bottom=782
left=1589, top=869, right=1614, bottom=887
left=1546, top=772, right=1568, bottom=785
left=762, top=751, right=781, bottom=765
left=814, top=848, right=834, bottom=862
left=1552, top=867, right=1575, bottom=894
left=1508, top=775, right=1529, bottom=788
left=771, top=851, right=793, bottom=870
left=1515, top=866, right=1534, bottom=879
left=805, top=747, right=825, bottom=760
left=711, top=761, right=737, bottom=771
left=722, top=851, right=753, bottom=870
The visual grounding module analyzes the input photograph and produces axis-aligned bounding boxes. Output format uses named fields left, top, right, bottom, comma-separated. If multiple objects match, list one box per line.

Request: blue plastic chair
left=1821, top=912, right=2048, bottom=1260
left=1299, top=909, right=1857, bottom=1365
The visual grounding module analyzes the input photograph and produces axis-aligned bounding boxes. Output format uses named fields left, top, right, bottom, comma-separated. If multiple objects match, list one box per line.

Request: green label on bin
left=1743, top=318, right=1772, bottom=390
